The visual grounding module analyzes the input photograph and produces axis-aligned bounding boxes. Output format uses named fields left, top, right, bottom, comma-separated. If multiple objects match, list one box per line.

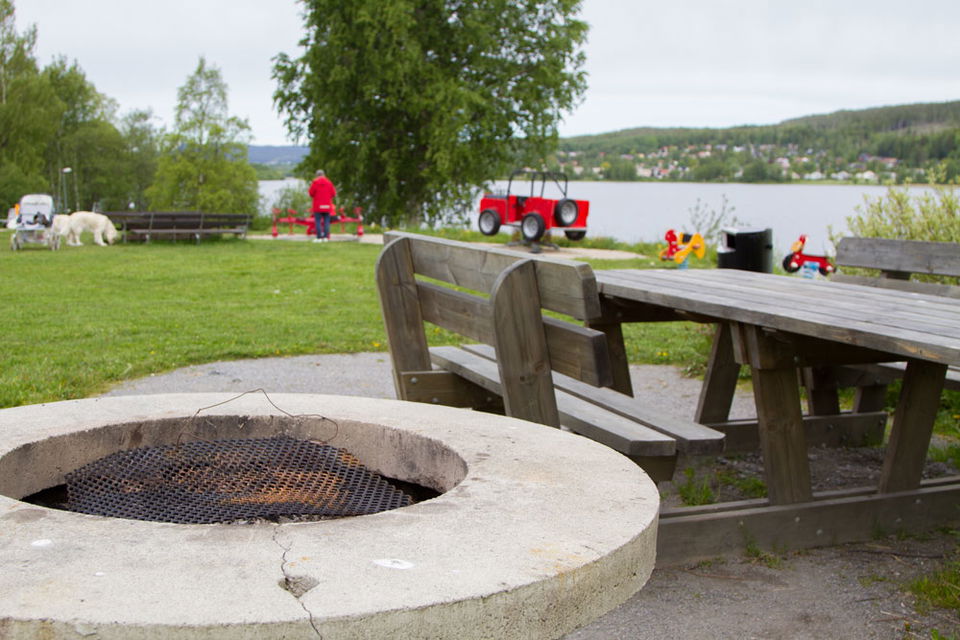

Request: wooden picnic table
left=595, top=267, right=960, bottom=559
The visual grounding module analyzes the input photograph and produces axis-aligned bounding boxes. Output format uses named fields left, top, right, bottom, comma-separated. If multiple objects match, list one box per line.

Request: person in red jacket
left=308, top=169, right=337, bottom=243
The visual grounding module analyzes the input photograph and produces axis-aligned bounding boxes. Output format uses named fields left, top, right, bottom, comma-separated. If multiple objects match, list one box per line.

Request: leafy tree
left=115, top=109, right=161, bottom=211
left=690, top=156, right=730, bottom=182
left=269, top=182, right=311, bottom=215
left=42, top=57, right=128, bottom=211
left=0, top=0, right=58, bottom=207
left=605, top=158, right=639, bottom=181
left=273, top=0, right=588, bottom=226
left=147, top=57, right=258, bottom=214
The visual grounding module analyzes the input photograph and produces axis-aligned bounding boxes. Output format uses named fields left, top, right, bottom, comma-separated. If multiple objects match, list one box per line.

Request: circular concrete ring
left=0, top=394, right=659, bottom=639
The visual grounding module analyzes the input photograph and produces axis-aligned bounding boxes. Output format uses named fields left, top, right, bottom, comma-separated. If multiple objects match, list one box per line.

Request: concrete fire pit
left=0, top=394, right=659, bottom=639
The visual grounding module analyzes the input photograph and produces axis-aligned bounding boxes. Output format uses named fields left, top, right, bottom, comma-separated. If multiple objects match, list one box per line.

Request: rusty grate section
left=64, top=436, right=412, bottom=524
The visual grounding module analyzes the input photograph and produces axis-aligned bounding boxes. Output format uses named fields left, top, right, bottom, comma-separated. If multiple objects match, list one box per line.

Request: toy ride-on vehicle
left=782, top=234, right=834, bottom=276
left=10, top=194, right=60, bottom=251
left=478, top=170, right=589, bottom=251
left=659, top=229, right=706, bottom=268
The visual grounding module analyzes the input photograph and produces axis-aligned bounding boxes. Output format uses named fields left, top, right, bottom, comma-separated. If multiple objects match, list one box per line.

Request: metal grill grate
left=64, top=436, right=412, bottom=524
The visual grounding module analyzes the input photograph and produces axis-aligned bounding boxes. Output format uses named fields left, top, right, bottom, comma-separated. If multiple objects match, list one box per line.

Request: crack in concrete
left=272, top=526, right=323, bottom=638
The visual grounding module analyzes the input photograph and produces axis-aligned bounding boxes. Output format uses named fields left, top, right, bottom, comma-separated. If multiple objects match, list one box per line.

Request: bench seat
left=457, top=343, right=725, bottom=455
left=431, top=345, right=678, bottom=481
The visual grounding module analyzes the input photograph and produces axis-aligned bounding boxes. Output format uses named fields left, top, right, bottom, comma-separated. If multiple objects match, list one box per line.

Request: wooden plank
left=837, top=237, right=960, bottom=277
left=847, top=361, right=960, bottom=391
left=603, top=267, right=960, bottom=325
left=416, top=282, right=611, bottom=386
left=706, top=412, right=887, bottom=452
left=630, top=268, right=960, bottom=331
left=490, top=260, right=559, bottom=427
left=462, top=343, right=724, bottom=455
left=417, top=281, right=494, bottom=345
left=385, top=231, right=601, bottom=320
left=586, top=317, right=634, bottom=394
left=802, top=366, right=842, bottom=415
left=695, top=322, right=741, bottom=424
left=398, top=371, right=503, bottom=411
left=657, top=481, right=960, bottom=566
left=429, top=346, right=676, bottom=457
left=542, top=317, right=613, bottom=388
left=375, top=237, right=432, bottom=399
left=854, top=383, right=889, bottom=413
left=879, top=359, right=948, bottom=493
left=833, top=273, right=960, bottom=299
left=596, top=270, right=960, bottom=364
left=739, top=323, right=812, bottom=505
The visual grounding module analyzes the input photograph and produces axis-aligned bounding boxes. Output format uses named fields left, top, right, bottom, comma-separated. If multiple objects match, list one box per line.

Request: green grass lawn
left=0, top=231, right=707, bottom=408
left=0, top=236, right=390, bottom=406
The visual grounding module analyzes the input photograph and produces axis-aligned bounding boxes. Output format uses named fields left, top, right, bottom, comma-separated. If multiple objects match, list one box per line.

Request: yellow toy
left=659, top=229, right=706, bottom=266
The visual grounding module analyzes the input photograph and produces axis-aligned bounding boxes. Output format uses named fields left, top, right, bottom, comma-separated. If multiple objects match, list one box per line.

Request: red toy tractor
left=478, top=170, right=589, bottom=249
left=782, top=234, right=835, bottom=276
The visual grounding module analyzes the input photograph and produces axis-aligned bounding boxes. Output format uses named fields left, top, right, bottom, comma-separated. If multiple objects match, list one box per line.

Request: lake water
left=259, top=179, right=926, bottom=254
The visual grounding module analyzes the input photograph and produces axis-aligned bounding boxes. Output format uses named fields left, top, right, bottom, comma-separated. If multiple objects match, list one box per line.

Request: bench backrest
left=834, top=237, right=960, bottom=298
left=375, top=232, right=622, bottom=426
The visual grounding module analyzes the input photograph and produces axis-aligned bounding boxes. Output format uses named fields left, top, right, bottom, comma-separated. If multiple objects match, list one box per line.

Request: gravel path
left=104, top=354, right=959, bottom=639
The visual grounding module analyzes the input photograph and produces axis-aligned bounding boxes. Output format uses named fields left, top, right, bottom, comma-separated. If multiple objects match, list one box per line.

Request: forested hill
left=557, top=101, right=960, bottom=183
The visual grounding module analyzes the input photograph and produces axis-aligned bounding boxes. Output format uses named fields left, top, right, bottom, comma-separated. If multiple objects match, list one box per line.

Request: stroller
left=10, top=194, right=60, bottom=251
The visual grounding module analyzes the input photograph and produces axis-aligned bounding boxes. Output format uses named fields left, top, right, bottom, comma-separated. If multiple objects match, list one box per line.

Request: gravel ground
left=103, top=352, right=960, bottom=639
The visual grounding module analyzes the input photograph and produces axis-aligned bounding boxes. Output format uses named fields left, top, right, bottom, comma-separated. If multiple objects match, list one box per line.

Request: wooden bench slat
left=430, top=346, right=676, bottom=457
left=385, top=231, right=601, bottom=320
left=462, top=343, right=724, bottom=454
left=837, top=237, right=960, bottom=278
left=831, top=274, right=960, bottom=299
left=841, top=361, right=960, bottom=391
left=416, top=281, right=613, bottom=387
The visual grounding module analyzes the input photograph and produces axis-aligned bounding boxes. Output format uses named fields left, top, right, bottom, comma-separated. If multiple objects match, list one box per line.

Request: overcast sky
left=15, top=0, right=960, bottom=146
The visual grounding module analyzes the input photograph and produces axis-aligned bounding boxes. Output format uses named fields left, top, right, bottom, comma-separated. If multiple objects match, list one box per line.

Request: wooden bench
left=375, top=231, right=724, bottom=482
left=804, top=237, right=960, bottom=415
left=105, top=212, right=251, bottom=244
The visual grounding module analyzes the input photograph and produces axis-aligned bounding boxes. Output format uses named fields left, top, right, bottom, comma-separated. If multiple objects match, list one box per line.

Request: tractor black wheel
left=782, top=254, right=800, bottom=273
left=478, top=209, right=501, bottom=236
left=521, top=213, right=546, bottom=242
left=554, top=198, right=578, bottom=227
left=564, top=230, right=586, bottom=241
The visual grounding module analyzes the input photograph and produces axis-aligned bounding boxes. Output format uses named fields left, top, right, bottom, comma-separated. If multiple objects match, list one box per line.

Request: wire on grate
left=65, top=436, right=412, bottom=524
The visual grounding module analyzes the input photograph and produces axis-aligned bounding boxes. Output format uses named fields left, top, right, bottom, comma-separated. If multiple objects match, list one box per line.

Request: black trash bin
left=716, top=227, right=773, bottom=273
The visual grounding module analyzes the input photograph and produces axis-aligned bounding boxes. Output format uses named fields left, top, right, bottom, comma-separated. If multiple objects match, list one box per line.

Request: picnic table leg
left=878, top=360, right=947, bottom=493
left=801, top=366, right=842, bottom=416
left=586, top=320, right=633, bottom=396
left=734, top=323, right=812, bottom=504
left=695, top=322, right=741, bottom=424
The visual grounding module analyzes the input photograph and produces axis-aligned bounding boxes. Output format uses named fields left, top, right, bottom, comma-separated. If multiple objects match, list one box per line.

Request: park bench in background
left=803, top=237, right=960, bottom=416
left=375, top=231, right=724, bottom=482
left=105, top=211, right=251, bottom=244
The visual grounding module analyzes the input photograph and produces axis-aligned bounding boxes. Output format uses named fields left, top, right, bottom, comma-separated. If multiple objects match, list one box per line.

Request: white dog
left=56, top=211, right=119, bottom=246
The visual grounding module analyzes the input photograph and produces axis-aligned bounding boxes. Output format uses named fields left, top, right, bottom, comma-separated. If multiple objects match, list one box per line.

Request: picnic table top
left=595, top=268, right=960, bottom=366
